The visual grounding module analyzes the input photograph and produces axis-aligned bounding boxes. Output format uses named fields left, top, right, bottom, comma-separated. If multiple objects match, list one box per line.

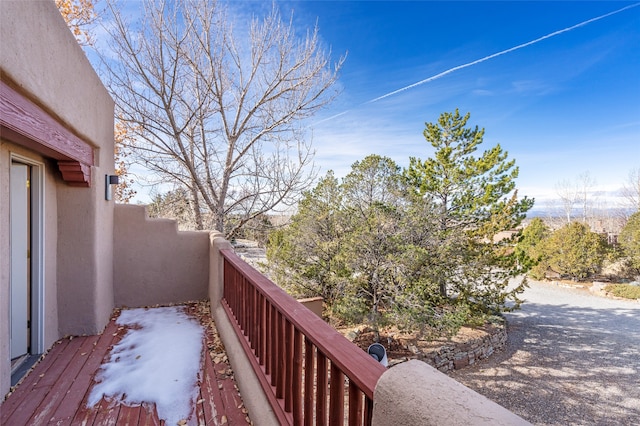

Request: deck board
left=2, top=339, right=70, bottom=420
left=91, top=397, right=121, bottom=426
left=138, top=404, right=163, bottom=426
left=117, top=404, right=142, bottom=425
left=30, top=336, right=98, bottom=425
left=55, top=320, right=121, bottom=423
left=1, top=302, right=251, bottom=426
left=201, top=349, right=228, bottom=425
left=215, top=362, right=248, bottom=425
left=33, top=336, right=85, bottom=390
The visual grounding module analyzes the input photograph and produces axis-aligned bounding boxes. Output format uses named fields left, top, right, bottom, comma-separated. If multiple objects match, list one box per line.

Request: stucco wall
left=0, top=2, right=111, bottom=148
left=113, top=205, right=209, bottom=307
left=372, top=360, right=530, bottom=425
left=1, top=0, right=116, bottom=337
left=1, top=0, right=116, bottom=397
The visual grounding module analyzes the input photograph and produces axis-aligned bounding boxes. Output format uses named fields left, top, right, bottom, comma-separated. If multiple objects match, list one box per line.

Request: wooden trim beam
left=58, top=161, right=92, bottom=187
left=0, top=80, right=93, bottom=186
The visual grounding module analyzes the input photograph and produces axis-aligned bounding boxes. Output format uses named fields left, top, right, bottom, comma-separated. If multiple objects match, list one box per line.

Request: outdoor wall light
left=105, top=174, right=120, bottom=201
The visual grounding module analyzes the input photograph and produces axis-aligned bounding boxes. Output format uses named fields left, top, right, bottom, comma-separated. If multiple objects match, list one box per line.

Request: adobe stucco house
left=1, top=1, right=117, bottom=397
left=1, top=3, right=528, bottom=424
left=1, top=2, right=211, bottom=400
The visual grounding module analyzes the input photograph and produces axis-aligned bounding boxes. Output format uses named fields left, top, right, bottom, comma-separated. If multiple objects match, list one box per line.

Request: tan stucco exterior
left=372, top=360, right=531, bottom=425
left=113, top=204, right=209, bottom=307
left=1, top=0, right=115, bottom=397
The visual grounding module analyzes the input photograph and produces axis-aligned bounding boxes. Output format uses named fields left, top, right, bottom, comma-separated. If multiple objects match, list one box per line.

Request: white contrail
left=367, top=3, right=640, bottom=104
left=314, top=109, right=352, bottom=125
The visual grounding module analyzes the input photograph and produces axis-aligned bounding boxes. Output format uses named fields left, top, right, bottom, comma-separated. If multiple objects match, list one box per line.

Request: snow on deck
left=87, top=306, right=204, bottom=425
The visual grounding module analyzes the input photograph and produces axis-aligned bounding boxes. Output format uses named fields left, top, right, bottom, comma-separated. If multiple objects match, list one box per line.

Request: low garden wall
left=348, top=322, right=508, bottom=374
left=417, top=325, right=508, bottom=373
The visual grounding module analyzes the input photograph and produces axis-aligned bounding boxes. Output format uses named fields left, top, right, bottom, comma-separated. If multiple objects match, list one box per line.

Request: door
left=10, top=162, right=30, bottom=359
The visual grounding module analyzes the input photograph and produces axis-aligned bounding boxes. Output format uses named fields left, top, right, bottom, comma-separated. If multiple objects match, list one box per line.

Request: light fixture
left=105, top=174, right=119, bottom=201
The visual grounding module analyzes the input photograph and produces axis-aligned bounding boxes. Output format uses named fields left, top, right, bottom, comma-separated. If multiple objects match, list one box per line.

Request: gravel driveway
left=450, top=280, right=640, bottom=425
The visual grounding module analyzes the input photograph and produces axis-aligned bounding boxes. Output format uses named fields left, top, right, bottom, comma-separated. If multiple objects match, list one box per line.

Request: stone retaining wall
left=409, top=324, right=508, bottom=374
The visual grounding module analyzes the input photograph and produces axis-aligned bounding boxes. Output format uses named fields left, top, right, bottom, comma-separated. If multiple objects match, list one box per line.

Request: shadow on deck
left=1, top=301, right=250, bottom=426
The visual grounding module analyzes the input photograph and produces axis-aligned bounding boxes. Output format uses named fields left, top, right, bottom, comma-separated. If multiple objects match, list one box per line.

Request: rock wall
left=347, top=322, right=508, bottom=374
left=409, top=325, right=508, bottom=374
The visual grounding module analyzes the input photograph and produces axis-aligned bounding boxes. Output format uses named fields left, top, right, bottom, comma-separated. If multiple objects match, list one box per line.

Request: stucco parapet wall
left=372, top=360, right=530, bottom=426
left=113, top=204, right=209, bottom=307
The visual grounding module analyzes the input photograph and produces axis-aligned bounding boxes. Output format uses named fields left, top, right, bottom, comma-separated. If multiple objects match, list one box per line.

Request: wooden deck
left=1, top=302, right=251, bottom=426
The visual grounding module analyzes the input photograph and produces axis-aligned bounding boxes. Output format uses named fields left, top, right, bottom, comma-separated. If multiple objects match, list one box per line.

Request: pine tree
left=405, top=109, right=533, bottom=313
left=619, top=211, right=640, bottom=275
left=516, top=217, right=550, bottom=278
left=266, top=171, right=346, bottom=305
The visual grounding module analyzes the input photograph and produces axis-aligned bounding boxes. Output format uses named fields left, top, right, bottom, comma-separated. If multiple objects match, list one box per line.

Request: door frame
left=10, top=154, right=45, bottom=355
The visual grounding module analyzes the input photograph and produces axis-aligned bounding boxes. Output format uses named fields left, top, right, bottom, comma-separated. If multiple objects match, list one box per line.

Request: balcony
left=2, top=302, right=248, bottom=425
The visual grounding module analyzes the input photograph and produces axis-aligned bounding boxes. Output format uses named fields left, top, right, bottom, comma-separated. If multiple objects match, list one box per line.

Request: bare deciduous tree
left=555, top=178, right=578, bottom=224
left=56, top=0, right=97, bottom=46
left=101, top=0, right=344, bottom=236
left=576, top=171, right=597, bottom=223
left=113, top=120, right=137, bottom=203
left=555, top=172, right=601, bottom=225
left=621, top=167, right=640, bottom=215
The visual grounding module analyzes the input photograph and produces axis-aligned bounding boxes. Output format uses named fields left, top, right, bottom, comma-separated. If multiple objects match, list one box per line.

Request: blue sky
left=248, top=1, right=640, bottom=209
left=102, top=1, right=640, bottom=210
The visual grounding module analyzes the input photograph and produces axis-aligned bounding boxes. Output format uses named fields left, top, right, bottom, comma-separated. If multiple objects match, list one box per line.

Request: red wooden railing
left=220, top=249, right=386, bottom=425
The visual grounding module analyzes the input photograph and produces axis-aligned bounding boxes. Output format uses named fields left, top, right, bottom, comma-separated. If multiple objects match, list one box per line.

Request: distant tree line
left=548, top=167, right=640, bottom=228
left=516, top=212, right=640, bottom=282
left=267, top=110, right=533, bottom=338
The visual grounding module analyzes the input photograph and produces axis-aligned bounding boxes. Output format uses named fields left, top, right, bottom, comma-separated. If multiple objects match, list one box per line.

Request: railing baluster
left=229, top=260, right=236, bottom=314
left=364, top=397, right=374, bottom=425
left=304, top=338, right=314, bottom=426
left=270, top=304, right=278, bottom=387
left=236, top=269, right=241, bottom=325
left=316, top=351, right=328, bottom=426
left=276, top=311, right=285, bottom=399
left=242, top=275, right=248, bottom=333
left=293, top=329, right=303, bottom=424
left=238, top=272, right=242, bottom=320
left=284, top=320, right=294, bottom=412
left=264, top=298, right=271, bottom=374
left=219, top=249, right=384, bottom=426
left=251, top=285, right=258, bottom=352
left=246, top=283, right=252, bottom=343
left=229, top=262, right=233, bottom=305
left=348, top=381, right=363, bottom=426
left=223, top=259, right=230, bottom=307
left=259, top=293, right=266, bottom=365
left=237, top=271, right=242, bottom=324
left=329, top=362, right=345, bottom=425
left=245, top=279, right=251, bottom=338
